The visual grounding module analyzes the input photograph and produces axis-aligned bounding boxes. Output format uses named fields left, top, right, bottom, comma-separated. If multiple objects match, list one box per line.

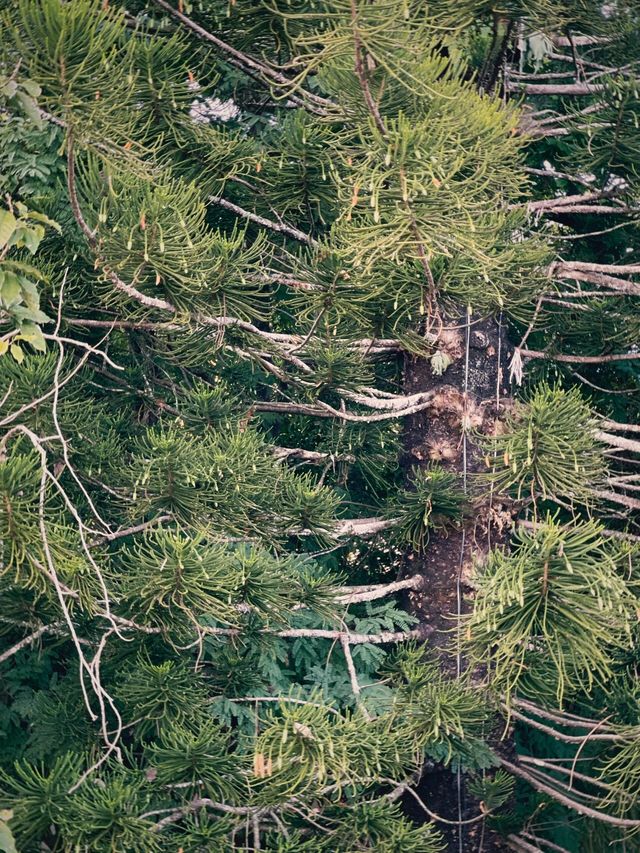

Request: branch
left=510, top=697, right=611, bottom=730
left=350, top=0, right=387, bottom=137
left=335, top=575, right=422, bottom=604
left=595, top=430, right=640, bottom=454
left=552, top=35, right=611, bottom=47
left=89, top=515, right=173, bottom=546
left=523, top=189, right=622, bottom=213
left=591, top=489, right=640, bottom=510
left=334, top=516, right=397, bottom=537
left=535, top=203, right=636, bottom=213
left=519, top=755, right=630, bottom=798
left=601, top=419, right=640, bottom=434
left=504, top=705, right=621, bottom=743
left=517, top=518, right=640, bottom=544
left=110, top=615, right=423, bottom=645
left=0, top=623, right=65, bottom=665
left=209, top=196, right=318, bottom=247
left=150, top=798, right=258, bottom=831
left=274, top=627, right=423, bottom=644
left=501, top=759, right=640, bottom=828
left=507, top=82, right=604, bottom=95
left=341, top=634, right=371, bottom=718
left=520, top=348, right=640, bottom=364
left=507, top=834, right=571, bottom=853
left=254, top=389, right=439, bottom=422
left=67, top=137, right=174, bottom=312
left=524, top=166, right=595, bottom=189
left=272, top=446, right=356, bottom=464
left=66, top=318, right=405, bottom=359
left=553, top=266, right=640, bottom=296
left=150, top=0, right=333, bottom=115
left=559, top=261, right=640, bottom=275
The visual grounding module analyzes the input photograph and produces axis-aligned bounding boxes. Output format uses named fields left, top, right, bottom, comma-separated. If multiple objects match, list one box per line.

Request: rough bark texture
left=400, top=314, right=514, bottom=852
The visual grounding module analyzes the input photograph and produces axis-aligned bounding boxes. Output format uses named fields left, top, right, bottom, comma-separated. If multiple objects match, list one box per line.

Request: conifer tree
left=0, top=2, right=639, bottom=851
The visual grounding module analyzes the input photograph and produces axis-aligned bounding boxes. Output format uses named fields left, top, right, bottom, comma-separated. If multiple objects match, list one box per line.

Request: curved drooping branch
left=150, top=0, right=335, bottom=115
left=501, top=759, right=640, bottom=829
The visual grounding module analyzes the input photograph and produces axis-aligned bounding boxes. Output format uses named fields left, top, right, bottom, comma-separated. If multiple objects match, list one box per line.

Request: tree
left=0, top=1, right=639, bottom=851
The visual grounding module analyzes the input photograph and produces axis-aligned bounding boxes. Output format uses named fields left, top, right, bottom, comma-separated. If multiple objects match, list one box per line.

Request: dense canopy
left=1, top=1, right=640, bottom=851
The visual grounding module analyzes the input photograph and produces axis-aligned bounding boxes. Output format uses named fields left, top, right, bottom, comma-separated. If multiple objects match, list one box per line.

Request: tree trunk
left=400, top=313, right=514, bottom=852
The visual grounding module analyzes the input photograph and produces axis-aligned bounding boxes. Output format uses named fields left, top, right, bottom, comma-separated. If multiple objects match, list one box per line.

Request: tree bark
left=400, top=314, right=513, bottom=852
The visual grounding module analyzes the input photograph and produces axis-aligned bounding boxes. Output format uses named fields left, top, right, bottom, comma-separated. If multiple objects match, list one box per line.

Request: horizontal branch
left=273, top=446, right=356, bottom=464
left=553, top=267, right=640, bottom=296
left=517, top=518, right=640, bottom=544
left=559, top=261, right=640, bottom=276
left=524, top=189, right=620, bottom=213
left=592, top=489, right=640, bottom=510
left=334, top=516, right=397, bottom=537
left=66, top=318, right=403, bottom=358
left=151, top=798, right=257, bottom=831
left=595, top=430, right=640, bottom=455
left=601, top=419, right=640, bottom=434
left=335, top=575, right=422, bottom=604
left=524, top=166, right=595, bottom=189
left=90, top=515, right=173, bottom=546
left=552, top=35, right=611, bottom=46
left=254, top=388, right=439, bottom=422
left=520, top=348, right=640, bottom=364
left=273, top=626, right=423, bottom=644
left=538, top=203, right=636, bottom=213
left=504, top=706, right=621, bottom=743
left=110, top=614, right=423, bottom=645
left=507, top=82, right=604, bottom=95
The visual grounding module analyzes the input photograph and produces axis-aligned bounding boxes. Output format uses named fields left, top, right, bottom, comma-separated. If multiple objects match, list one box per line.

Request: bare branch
left=341, top=634, right=371, bottom=719
left=601, top=419, right=640, bottom=434
left=273, top=446, right=356, bottom=465
left=0, top=622, right=65, bottom=665
left=335, top=576, right=422, bottom=604
left=507, top=82, right=604, bottom=95
left=209, top=196, right=318, bottom=247
left=501, top=759, right=640, bottom=828
left=595, top=430, right=640, bottom=454
left=520, top=348, right=640, bottom=365
left=334, top=516, right=397, bottom=537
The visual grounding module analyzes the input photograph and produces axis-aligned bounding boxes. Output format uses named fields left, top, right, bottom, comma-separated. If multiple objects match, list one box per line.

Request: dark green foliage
left=484, top=384, right=607, bottom=503
left=392, top=466, right=466, bottom=551
left=145, top=720, right=247, bottom=799
left=0, top=754, right=83, bottom=846
left=0, top=1, right=639, bottom=851
left=466, top=517, right=639, bottom=704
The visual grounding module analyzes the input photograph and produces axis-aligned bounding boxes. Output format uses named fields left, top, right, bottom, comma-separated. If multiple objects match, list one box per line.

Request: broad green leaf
left=0, top=79, right=18, bottom=98
left=11, top=306, right=51, bottom=324
left=0, top=812, right=17, bottom=853
left=0, top=210, right=17, bottom=249
left=16, top=90, right=44, bottom=129
left=19, top=277, right=40, bottom=311
left=19, top=322, right=46, bottom=352
left=26, top=210, right=60, bottom=232
left=21, top=79, right=41, bottom=98
left=1, top=272, right=21, bottom=307
left=10, top=343, right=24, bottom=364
left=3, top=259, right=45, bottom=279
left=10, top=224, right=43, bottom=254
